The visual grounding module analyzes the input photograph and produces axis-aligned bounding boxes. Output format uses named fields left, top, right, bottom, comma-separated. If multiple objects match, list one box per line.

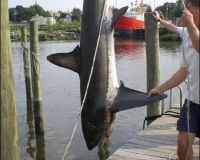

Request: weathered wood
left=107, top=109, right=199, bottom=160
left=30, top=20, right=44, bottom=134
left=1, top=0, right=20, bottom=159
left=145, top=12, right=161, bottom=125
left=21, top=27, right=33, bottom=112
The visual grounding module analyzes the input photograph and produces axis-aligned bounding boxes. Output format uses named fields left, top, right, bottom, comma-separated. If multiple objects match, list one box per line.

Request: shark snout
left=47, top=54, right=54, bottom=62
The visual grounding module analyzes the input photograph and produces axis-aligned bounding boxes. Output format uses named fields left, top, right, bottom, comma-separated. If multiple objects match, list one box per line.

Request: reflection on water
left=115, top=38, right=145, bottom=60
left=26, top=101, right=35, bottom=159
left=12, top=39, right=182, bottom=160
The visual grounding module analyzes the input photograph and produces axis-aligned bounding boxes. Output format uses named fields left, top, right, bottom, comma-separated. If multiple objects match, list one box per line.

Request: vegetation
left=155, top=0, right=182, bottom=41
left=158, top=26, right=180, bottom=42
left=9, top=1, right=182, bottom=41
left=155, top=0, right=182, bottom=20
left=9, top=5, right=49, bottom=22
left=9, top=4, right=82, bottom=23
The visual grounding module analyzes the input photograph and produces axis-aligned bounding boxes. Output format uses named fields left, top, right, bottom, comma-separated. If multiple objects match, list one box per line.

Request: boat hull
left=114, top=16, right=145, bottom=39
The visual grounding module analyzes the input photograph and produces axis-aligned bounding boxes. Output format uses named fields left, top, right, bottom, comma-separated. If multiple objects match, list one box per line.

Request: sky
left=8, top=0, right=177, bottom=12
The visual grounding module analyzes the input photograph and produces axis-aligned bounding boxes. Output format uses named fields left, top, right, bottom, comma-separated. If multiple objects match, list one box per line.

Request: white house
left=64, top=14, right=72, bottom=23
left=46, top=17, right=56, bottom=25
left=30, top=14, right=56, bottom=25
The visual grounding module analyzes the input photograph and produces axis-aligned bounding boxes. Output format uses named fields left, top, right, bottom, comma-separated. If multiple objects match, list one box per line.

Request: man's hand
left=152, top=11, right=160, bottom=22
left=147, top=87, right=162, bottom=97
left=181, top=9, right=195, bottom=28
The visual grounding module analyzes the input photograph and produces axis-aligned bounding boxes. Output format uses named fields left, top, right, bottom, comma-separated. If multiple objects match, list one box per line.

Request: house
left=64, top=14, right=72, bottom=23
left=30, top=14, right=56, bottom=25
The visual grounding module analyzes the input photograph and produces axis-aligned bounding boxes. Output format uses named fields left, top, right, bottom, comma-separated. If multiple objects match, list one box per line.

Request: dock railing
left=143, top=81, right=188, bottom=129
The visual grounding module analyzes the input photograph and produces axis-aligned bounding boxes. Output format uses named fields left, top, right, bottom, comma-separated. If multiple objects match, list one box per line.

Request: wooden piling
left=1, top=0, right=20, bottom=159
left=30, top=20, right=44, bottom=134
left=145, top=13, right=161, bottom=125
left=21, top=27, right=33, bottom=112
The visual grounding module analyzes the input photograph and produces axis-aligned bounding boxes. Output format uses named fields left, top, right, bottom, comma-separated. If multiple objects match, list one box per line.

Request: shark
left=47, top=0, right=167, bottom=150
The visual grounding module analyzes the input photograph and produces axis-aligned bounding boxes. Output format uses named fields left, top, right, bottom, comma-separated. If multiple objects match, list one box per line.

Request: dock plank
left=107, top=109, right=199, bottom=160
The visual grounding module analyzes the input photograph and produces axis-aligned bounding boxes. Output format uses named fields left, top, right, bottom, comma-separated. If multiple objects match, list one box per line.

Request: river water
left=12, top=39, right=184, bottom=160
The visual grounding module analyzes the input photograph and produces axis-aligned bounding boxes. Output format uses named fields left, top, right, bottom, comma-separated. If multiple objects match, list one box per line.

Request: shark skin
left=47, top=0, right=167, bottom=150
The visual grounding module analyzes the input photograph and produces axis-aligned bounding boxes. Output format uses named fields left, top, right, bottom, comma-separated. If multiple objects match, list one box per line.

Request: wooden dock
left=107, top=108, right=199, bottom=160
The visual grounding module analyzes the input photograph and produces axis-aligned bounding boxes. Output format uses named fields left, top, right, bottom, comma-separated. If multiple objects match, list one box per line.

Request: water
left=12, top=39, right=184, bottom=160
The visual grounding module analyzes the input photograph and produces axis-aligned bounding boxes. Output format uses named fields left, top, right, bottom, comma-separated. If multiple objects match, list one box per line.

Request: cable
left=181, top=27, right=191, bottom=160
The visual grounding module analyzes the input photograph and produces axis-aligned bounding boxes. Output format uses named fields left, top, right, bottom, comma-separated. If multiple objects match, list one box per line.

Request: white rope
left=181, top=27, right=191, bottom=160
left=60, top=1, right=107, bottom=160
left=180, top=1, right=192, bottom=159
left=19, top=43, right=30, bottom=80
left=31, top=51, right=40, bottom=79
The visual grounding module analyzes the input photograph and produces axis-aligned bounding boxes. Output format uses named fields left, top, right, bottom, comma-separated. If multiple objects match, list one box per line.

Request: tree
left=155, top=1, right=181, bottom=20
left=58, top=11, right=67, bottom=19
left=71, top=8, right=82, bottom=22
left=9, top=4, right=49, bottom=22
left=156, top=2, right=176, bottom=19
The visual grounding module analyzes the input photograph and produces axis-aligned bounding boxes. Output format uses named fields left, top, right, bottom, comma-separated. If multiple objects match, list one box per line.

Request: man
left=148, top=0, right=199, bottom=159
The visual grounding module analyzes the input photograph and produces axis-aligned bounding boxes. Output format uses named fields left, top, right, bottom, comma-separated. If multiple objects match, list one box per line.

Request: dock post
left=145, top=13, right=161, bottom=125
left=21, top=27, right=33, bottom=113
left=30, top=20, right=44, bottom=134
left=1, top=0, right=20, bottom=159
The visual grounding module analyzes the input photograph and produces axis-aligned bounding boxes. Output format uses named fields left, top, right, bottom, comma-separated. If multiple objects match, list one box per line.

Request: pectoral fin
left=47, top=45, right=80, bottom=73
left=111, top=81, right=168, bottom=113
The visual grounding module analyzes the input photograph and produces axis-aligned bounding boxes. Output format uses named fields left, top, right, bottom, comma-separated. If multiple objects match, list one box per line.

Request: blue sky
left=8, top=0, right=177, bottom=11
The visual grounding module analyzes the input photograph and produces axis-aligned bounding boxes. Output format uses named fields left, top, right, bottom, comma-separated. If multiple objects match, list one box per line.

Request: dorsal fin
left=47, top=45, right=80, bottom=73
left=112, top=6, right=128, bottom=29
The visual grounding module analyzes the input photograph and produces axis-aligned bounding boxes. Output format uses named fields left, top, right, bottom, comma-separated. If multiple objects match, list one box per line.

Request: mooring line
left=60, top=1, right=107, bottom=160
left=31, top=51, right=40, bottom=79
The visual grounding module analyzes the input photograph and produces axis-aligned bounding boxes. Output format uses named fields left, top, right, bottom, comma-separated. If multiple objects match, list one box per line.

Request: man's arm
left=148, top=67, right=187, bottom=96
left=152, top=11, right=179, bottom=34
left=181, top=9, right=200, bottom=53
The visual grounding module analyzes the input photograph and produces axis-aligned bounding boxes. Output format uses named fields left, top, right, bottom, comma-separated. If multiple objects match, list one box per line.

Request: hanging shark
left=47, top=0, right=167, bottom=150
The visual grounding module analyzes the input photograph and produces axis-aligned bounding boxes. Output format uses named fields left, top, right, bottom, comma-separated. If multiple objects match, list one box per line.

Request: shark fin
left=112, top=6, right=129, bottom=29
left=111, top=81, right=168, bottom=113
left=47, top=45, right=80, bottom=73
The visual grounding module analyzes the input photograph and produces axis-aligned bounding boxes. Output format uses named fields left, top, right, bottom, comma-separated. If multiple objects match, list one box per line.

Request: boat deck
left=107, top=108, right=200, bottom=160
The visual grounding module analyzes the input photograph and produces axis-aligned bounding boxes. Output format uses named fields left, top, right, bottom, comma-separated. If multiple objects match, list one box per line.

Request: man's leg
left=177, top=131, right=196, bottom=160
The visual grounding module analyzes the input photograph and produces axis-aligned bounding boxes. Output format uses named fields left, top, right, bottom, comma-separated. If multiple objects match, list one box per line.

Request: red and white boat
left=115, top=1, right=147, bottom=39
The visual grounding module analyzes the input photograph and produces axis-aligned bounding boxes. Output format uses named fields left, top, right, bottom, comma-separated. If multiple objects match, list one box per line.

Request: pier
left=107, top=106, right=200, bottom=160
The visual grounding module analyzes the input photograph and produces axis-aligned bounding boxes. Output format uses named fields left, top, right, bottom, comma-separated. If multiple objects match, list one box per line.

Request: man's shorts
left=177, top=99, right=200, bottom=138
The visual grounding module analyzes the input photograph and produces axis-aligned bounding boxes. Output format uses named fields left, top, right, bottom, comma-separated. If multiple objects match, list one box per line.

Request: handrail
left=143, top=80, right=188, bottom=129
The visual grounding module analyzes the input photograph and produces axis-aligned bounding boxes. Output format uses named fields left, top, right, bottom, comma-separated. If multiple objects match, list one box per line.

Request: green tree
left=156, top=3, right=174, bottom=20
left=71, top=8, right=82, bottom=22
left=9, top=4, right=49, bottom=22
left=58, top=11, right=67, bottom=19
left=15, top=5, right=26, bottom=22
left=155, top=0, right=182, bottom=20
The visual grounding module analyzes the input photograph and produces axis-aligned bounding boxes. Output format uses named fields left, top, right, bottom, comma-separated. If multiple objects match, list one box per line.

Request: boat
left=115, top=1, right=147, bottom=39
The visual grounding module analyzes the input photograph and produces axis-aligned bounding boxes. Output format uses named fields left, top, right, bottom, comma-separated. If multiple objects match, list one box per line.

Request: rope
left=31, top=51, right=40, bottom=79
left=60, top=1, right=107, bottom=160
left=19, top=43, right=30, bottom=80
left=181, top=27, right=191, bottom=160
left=180, top=2, right=192, bottom=159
